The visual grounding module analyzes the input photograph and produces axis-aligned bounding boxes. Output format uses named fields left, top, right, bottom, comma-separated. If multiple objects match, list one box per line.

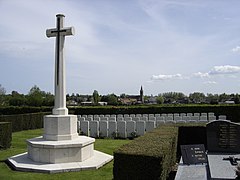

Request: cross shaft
left=46, top=14, right=74, bottom=115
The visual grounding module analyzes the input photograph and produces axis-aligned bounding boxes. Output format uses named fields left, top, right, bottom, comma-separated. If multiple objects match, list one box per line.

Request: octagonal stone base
left=7, top=135, right=113, bottom=173
left=27, top=136, right=94, bottom=163
left=44, top=115, right=78, bottom=141
left=7, top=150, right=113, bottom=173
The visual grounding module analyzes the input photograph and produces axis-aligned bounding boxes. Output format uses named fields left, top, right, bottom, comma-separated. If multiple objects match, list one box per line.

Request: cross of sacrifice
left=46, top=14, right=75, bottom=115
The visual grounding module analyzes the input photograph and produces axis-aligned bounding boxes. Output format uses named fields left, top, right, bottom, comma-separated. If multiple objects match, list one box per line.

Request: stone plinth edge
left=27, top=136, right=95, bottom=163
left=7, top=150, right=113, bottom=174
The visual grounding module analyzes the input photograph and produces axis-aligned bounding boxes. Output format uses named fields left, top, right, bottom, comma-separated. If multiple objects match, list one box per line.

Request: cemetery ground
left=0, top=128, right=130, bottom=180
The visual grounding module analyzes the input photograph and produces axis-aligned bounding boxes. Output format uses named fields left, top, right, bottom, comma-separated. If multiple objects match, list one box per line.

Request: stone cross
left=46, top=14, right=74, bottom=115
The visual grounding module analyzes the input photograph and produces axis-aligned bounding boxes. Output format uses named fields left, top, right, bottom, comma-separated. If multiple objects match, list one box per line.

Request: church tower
left=140, top=86, right=144, bottom=104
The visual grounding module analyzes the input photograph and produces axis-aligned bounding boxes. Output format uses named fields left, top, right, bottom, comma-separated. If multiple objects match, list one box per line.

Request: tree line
left=0, top=84, right=239, bottom=107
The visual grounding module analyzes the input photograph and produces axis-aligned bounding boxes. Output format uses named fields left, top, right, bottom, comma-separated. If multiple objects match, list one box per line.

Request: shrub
left=0, top=112, right=49, bottom=132
left=0, top=122, right=12, bottom=149
left=113, top=125, right=178, bottom=180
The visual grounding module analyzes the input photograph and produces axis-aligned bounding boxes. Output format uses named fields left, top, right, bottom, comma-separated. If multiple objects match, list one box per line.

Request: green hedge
left=0, top=122, right=12, bottom=149
left=0, top=106, right=52, bottom=115
left=70, top=105, right=240, bottom=122
left=0, top=112, right=50, bottom=132
left=113, top=125, right=178, bottom=180
left=0, top=105, right=239, bottom=122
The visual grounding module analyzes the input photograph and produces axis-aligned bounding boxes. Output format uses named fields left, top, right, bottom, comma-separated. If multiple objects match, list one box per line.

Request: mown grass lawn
left=0, top=129, right=130, bottom=180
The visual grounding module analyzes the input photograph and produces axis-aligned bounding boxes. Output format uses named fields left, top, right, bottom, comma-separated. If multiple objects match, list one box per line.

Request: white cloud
left=151, top=74, right=183, bottom=80
left=203, top=81, right=217, bottom=84
left=231, top=46, right=240, bottom=52
left=193, top=72, right=210, bottom=78
left=209, top=65, right=240, bottom=75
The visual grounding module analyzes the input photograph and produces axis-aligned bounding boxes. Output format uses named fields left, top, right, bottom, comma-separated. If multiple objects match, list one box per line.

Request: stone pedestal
left=43, top=115, right=78, bottom=141
left=27, top=136, right=94, bottom=163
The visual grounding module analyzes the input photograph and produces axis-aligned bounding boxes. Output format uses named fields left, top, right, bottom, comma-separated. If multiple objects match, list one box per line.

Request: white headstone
left=136, top=121, right=145, bottom=136
left=80, top=121, right=89, bottom=136
left=117, top=121, right=127, bottom=138
left=145, top=120, right=156, bottom=132
left=108, top=121, right=117, bottom=138
left=126, top=121, right=136, bottom=138
left=99, top=120, right=108, bottom=138
left=89, top=121, right=99, bottom=138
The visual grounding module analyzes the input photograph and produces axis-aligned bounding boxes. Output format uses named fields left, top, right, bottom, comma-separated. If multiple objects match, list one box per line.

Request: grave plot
left=175, top=120, right=240, bottom=180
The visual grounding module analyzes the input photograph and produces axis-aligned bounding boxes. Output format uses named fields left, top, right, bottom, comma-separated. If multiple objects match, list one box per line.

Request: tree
left=107, top=94, right=118, bottom=105
left=92, top=90, right=100, bottom=105
left=0, top=84, right=6, bottom=106
left=206, top=93, right=219, bottom=104
left=189, top=92, right=206, bottom=103
left=234, top=94, right=240, bottom=104
left=156, top=95, right=164, bottom=104
left=9, top=91, right=26, bottom=106
left=0, top=84, right=6, bottom=95
left=26, top=85, right=46, bottom=106
left=160, top=92, right=186, bottom=104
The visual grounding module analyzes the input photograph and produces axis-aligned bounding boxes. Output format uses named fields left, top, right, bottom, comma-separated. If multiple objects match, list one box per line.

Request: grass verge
left=0, top=129, right=130, bottom=180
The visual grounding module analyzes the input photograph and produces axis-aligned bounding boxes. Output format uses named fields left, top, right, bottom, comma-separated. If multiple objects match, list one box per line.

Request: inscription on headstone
left=207, top=120, right=240, bottom=153
left=180, top=144, right=207, bottom=165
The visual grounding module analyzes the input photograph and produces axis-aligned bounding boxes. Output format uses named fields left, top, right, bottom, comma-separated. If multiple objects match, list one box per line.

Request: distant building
left=119, top=86, right=144, bottom=105
left=140, top=86, right=144, bottom=104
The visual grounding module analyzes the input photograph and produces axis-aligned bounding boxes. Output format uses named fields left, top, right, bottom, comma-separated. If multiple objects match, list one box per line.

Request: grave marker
left=207, top=120, right=240, bottom=153
left=180, top=144, right=207, bottom=165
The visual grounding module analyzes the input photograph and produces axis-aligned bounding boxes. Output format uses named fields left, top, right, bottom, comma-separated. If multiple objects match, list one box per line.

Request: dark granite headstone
left=207, top=120, right=240, bottom=153
left=180, top=144, right=207, bottom=165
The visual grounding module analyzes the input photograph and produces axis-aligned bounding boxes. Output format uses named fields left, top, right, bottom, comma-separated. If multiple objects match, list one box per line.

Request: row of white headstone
left=77, top=113, right=227, bottom=122
left=77, top=113, right=227, bottom=139
left=78, top=120, right=153, bottom=138
left=78, top=112, right=216, bottom=118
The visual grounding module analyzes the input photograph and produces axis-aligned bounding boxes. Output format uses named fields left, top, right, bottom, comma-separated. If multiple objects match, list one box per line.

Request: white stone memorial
left=117, top=121, right=127, bottom=138
left=136, top=120, right=146, bottom=136
left=7, top=14, right=112, bottom=173
left=99, top=120, right=108, bottom=137
left=126, top=121, right=136, bottom=138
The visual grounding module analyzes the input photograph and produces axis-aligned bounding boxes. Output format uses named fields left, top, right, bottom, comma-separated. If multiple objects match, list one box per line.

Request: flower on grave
left=235, top=164, right=240, bottom=179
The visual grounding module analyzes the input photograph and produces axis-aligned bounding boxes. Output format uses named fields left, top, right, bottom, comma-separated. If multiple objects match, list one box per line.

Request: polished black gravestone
left=176, top=144, right=208, bottom=180
left=180, top=144, right=207, bottom=165
left=207, top=120, right=240, bottom=179
left=207, top=120, right=240, bottom=153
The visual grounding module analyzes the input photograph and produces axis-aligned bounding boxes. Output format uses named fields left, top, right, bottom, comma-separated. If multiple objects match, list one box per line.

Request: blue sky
left=1, top=0, right=240, bottom=96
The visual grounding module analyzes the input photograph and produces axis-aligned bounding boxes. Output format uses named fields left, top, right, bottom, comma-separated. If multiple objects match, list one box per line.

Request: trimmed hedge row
left=0, top=105, right=239, bottom=122
left=0, top=112, right=50, bottom=132
left=0, top=106, right=52, bottom=115
left=0, top=122, right=12, bottom=149
left=70, top=105, right=240, bottom=122
left=113, top=125, right=178, bottom=180
left=113, top=123, right=207, bottom=180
